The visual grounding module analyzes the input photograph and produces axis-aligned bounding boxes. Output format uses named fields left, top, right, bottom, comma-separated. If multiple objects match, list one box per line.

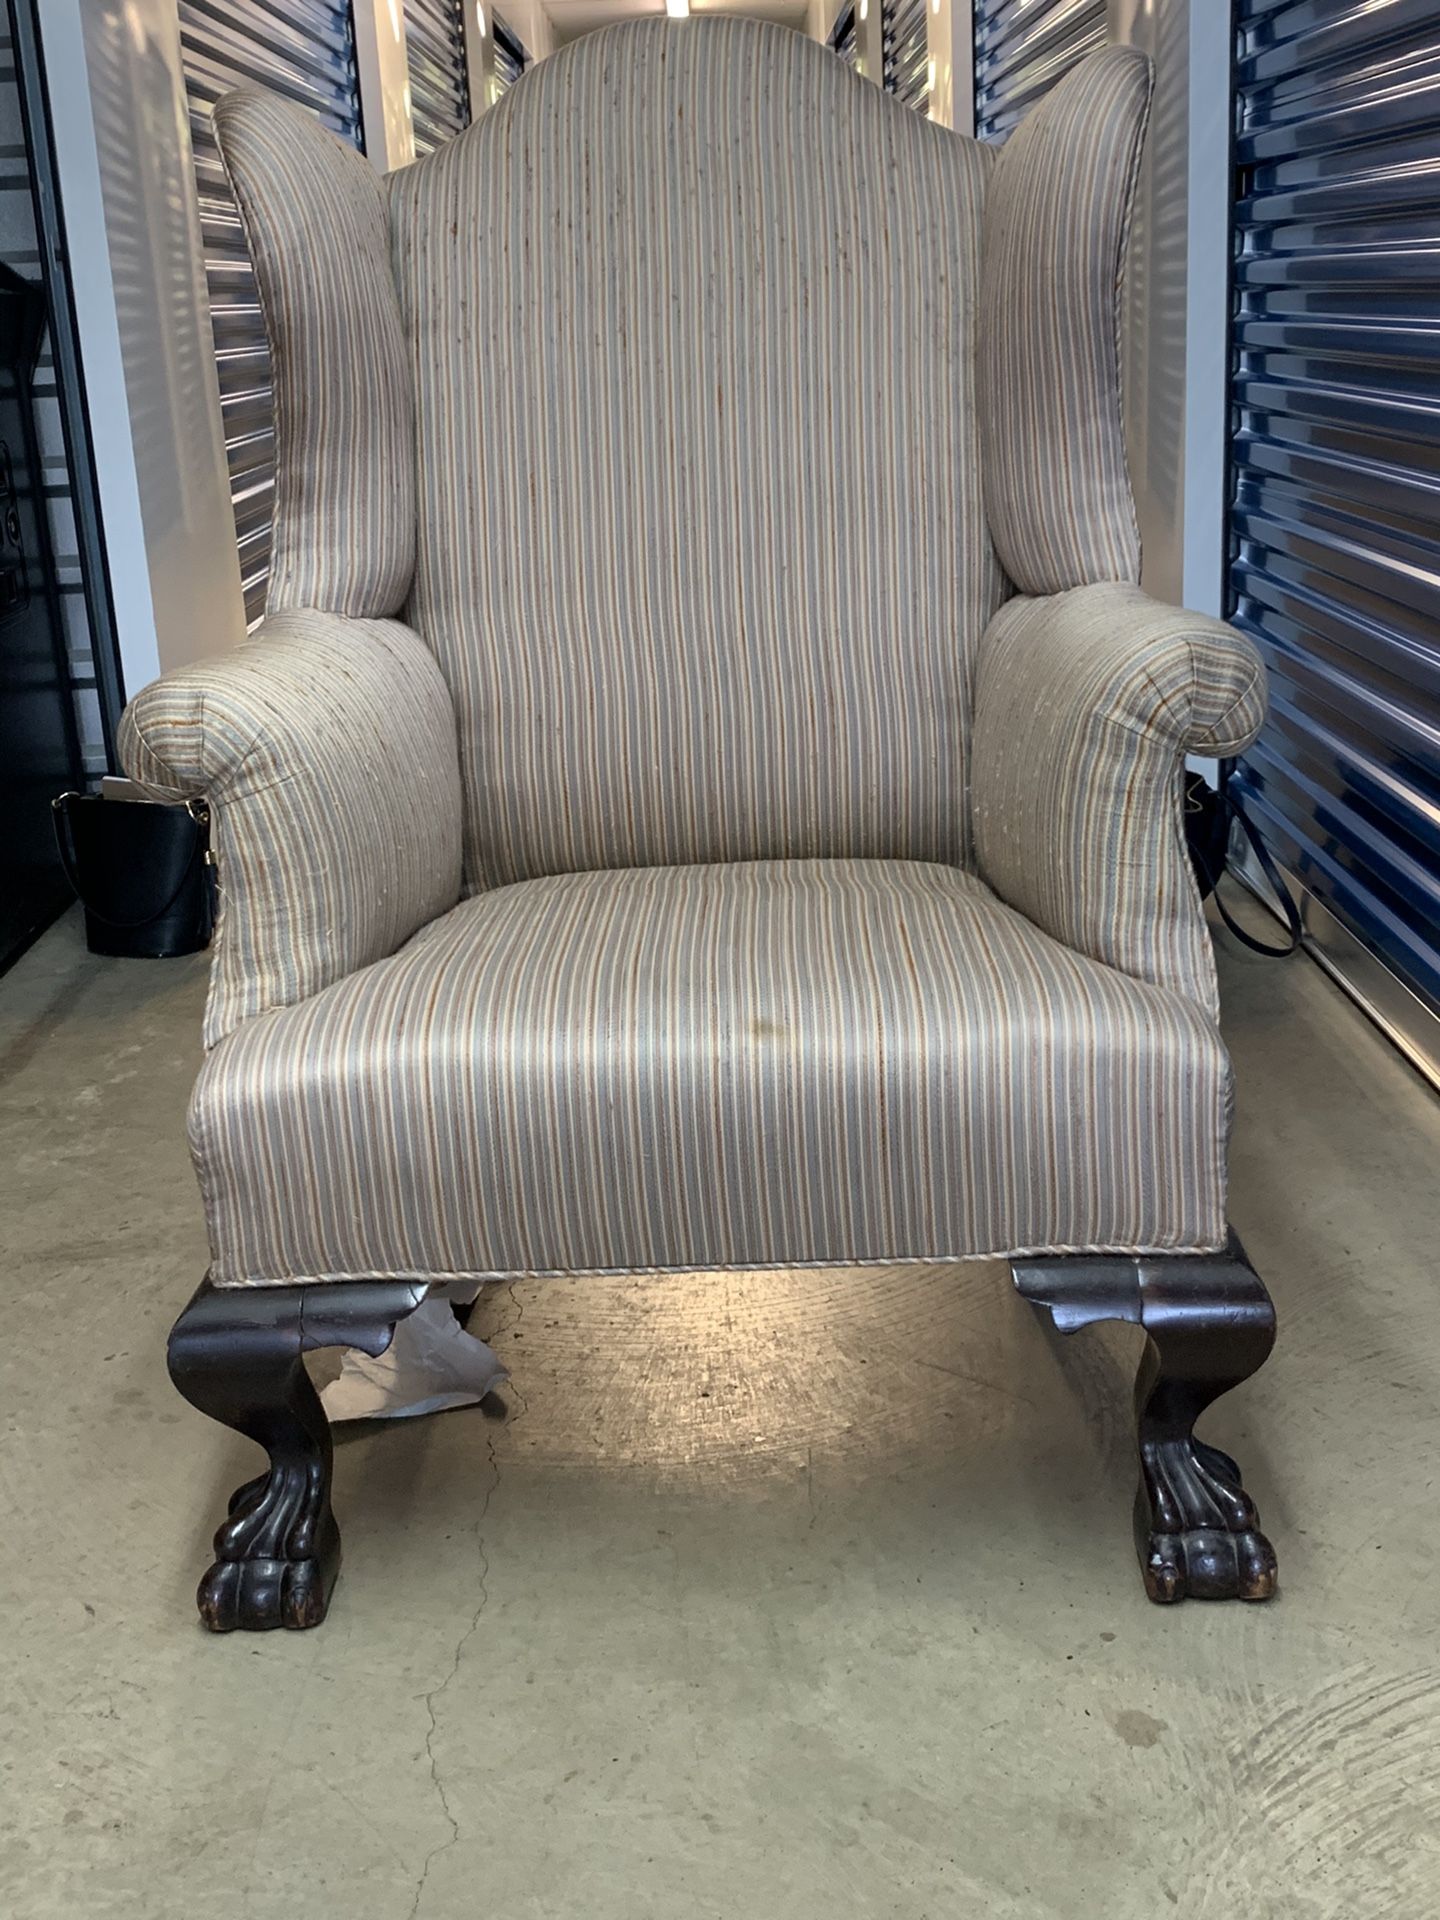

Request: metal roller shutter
left=973, top=0, right=1107, bottom=141
left=1229, top=0, right=1440, bottom=1077
left=884, top=0, right=929, bottom=113
left=492, top=15, right=529, bottom=98
left=827, top=4, right=858, bottom=72
left=178, top=0, right=364, bottom=628
left=407, top=0, right=470, bottom=155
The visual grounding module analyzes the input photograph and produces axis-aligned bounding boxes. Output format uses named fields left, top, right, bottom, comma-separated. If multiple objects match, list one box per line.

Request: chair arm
left=971, top=582, right=1266, bottom=1017
left=119, top=609, right=463, bottom=1047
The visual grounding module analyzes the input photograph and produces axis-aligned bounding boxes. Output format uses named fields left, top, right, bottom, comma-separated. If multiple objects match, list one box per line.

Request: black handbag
left=52, top=791, right=215, bottom=958
left=1184, top=765, right=1301, bottom=957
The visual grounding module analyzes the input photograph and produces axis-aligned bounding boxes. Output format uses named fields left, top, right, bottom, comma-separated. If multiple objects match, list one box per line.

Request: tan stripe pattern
left=118, top=612, right=464, bottom=1047
left=192, top=858, right=1232, bottom=1285
left=388, top=18, right=1004, bottom=890
left=212, top=89, right=415, bottom=617
left=122, top=30, right=1250, bottom=1289
left=979, top=48, right=1152, bottom=595
left=973, top=584, right=1267, bottom=1020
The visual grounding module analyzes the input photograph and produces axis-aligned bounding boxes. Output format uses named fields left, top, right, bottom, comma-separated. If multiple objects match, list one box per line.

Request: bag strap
left=52, top=792, right=211, bottom=931
left=1192, top=773, right=1303, bottom=958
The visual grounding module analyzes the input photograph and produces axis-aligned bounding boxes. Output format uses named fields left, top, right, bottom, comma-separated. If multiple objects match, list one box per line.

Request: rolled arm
left=971, top=582, right=1266, bottom=1017
left=119, top=609, right=463, bottom=1047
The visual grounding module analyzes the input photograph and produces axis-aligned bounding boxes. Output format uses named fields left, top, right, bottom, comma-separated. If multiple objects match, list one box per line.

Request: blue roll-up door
left=407, top=0, right=470, bottom=154
left=492, top=15, right=530, bottom=97
left=827, top=4, right=858, bottom=71
left=884, top=0, right=929, bottom=113
left=973, top=0, right=1107, bottom=141
left=1229, top=0, right=1440, bottom=1073
left=179, top=1, right=364, bottom=627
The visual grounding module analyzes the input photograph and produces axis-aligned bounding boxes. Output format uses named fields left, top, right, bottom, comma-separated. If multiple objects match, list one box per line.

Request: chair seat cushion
left=191, top=860, right=1231, bottom=1285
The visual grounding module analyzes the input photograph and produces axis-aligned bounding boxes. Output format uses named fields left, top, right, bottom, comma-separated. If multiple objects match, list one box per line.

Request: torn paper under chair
left=320, top=1294, right=508, bottom=1422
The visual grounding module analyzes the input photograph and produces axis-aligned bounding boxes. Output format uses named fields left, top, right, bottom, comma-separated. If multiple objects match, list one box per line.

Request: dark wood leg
left=1012, top=1233, right=1278, bottom=1604
left=167, top=1278, right=427, bottom=1632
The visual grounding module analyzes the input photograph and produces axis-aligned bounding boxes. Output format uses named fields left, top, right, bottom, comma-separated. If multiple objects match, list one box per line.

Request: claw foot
left=198, top=1542, right=339, bottom=1631
left=1013, top=1237, right=1280, bottom=1605
left=1137, top=1432, right=1276, bottom=1603
left=168, top=1279, right=426, bottom=1632
left=200, top=1461, right=341, bottom=1631
left=1138, top=1517, right=1278, bottom=1603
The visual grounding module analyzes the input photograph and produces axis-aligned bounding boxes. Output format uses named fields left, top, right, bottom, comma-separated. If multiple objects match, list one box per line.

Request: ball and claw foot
left=1013, top=1235, right=1280, bottom=1605
left=168, top=1279, right=426, bottom=1632
left=1137, top=1434, right=1278, bottom=1604
left=196, top=1463, right=342, bottom=1632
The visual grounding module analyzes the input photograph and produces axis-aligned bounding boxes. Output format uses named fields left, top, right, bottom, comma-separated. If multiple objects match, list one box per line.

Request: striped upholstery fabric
left=192, top=860, right=1232, bottom=1286
left=388, top=19, right=1004, bottom=890
left=979, top=49, right=1152, bottom=595
left=125, top=25, right=1254, bottom=1290
left=973, top=585, right=1267, bottom=1020
left=212, top=90, right=414, bottom=617
left=118, top=612, right=463, bottom=1047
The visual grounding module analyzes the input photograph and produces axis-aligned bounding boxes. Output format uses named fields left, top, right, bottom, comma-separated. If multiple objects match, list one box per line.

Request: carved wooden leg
left=167, top=1279, right=427, bottom=1631
left=1012, top=1234, right=1278, bottom=1604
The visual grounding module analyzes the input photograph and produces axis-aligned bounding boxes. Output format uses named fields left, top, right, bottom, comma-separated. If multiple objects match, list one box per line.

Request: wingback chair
left=120, top=21, right=1278, bottom=1631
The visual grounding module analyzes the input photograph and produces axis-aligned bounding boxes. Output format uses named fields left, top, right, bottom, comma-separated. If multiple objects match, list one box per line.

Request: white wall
left=1108, top=0, right=1232, bottom=620
left=44, top=0, right=556, bottom=703
left=355, top=0, right=417, bottom=171
left=855, top=0, right=884, bottom=82
left=502, top=1, right=557, bottom=61
left=928, top=0, right=971, bottom=135
left=462, top=0, right=555, bottom=115
left=40, top=0, right=244, bottom=691
left=925, top=0, right=1229, bottom=616
left=52, top=0, right=1212, bottom=701
left=804, top=0, right=969, bottom=135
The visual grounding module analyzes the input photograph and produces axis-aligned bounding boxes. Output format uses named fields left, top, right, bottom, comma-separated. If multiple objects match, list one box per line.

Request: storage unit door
left=884, top=0, right=930, bottom=113
left=973, top=0, right=1107, bottom=141
left=827, top=4, right=859, bottom=71
left=407, top=0, right=470, bottom=155
left=178, top=0, right=364, bottom=628
left=492, top=15, right=529, bottom=97
left=1229, top=0, right=1440, bottom=1080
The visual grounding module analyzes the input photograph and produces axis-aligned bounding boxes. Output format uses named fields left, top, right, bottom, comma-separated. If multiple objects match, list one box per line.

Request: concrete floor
left=3, top=905, right=1439, bottom=1918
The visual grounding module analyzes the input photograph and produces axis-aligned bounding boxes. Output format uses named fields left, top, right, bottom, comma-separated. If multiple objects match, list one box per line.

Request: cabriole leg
left=167, top=1279, right=426, bottom=1631
left=1012, top=1234, right=1278, bottom=1604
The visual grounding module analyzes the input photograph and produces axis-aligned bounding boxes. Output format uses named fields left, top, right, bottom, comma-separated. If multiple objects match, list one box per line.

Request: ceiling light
left=666, top=0, right=690, bottom=17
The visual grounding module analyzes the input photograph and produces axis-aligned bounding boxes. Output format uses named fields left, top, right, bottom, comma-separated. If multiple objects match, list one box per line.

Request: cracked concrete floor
left=4, top=906, right=1440, bottom=1919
